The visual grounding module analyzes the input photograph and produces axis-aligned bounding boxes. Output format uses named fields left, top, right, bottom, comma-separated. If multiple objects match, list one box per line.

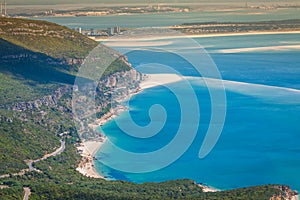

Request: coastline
left=94, top=30, right=300, bottom=42
left=140, top=73, right=184, bottom=89
left=74, top=73, right=300, bottom=197
left=76, top=29, right=300, bottom=182
left=76, top=73, right=184, bottom=179
left=76, top=138, right=107, bottom=179
left=198, top=184, right=219, bottom=193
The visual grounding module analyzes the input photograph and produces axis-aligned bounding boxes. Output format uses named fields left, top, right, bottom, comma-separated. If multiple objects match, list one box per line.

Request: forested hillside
left=0, top=17, right=296, bottom=199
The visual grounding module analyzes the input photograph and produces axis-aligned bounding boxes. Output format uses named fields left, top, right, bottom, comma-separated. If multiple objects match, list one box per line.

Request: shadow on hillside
left=0, top=38, right=80, bottom=85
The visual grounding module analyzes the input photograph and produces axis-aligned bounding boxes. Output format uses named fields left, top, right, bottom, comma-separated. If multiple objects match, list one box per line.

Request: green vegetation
left=0, top=138, right=287, bottom=199
left=0, top=73, right=57, bottom=105
left=96, top=104, right=111, bottom=118
left=0, top=186, right=23, bottom=200
left=0, top=17, right=295, bottom=199
left=0, top=17, right=130, bottom=105
left=0, top=17, right=98, bottom=60
left=0, top=92, right=77, bottom=175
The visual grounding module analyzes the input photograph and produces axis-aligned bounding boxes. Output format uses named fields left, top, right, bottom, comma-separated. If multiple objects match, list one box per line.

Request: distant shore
left=94, top=30, right=300, bottom=42
left=184, top=30, right=300, bottom=39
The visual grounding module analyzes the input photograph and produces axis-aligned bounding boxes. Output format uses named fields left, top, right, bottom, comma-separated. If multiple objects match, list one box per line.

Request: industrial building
left=0, top=0, right=7, bottom=17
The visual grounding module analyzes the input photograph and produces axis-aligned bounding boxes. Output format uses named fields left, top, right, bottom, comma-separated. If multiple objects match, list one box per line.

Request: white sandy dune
left=216, top=45, right=300, bottom=53
left=141, top=74, right=300, bottom=104
left=140, top=74, right=184, bottom=89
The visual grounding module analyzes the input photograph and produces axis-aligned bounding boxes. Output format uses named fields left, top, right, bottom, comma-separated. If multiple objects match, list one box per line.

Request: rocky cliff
left=73, top=67, right=145, bottom=139
left=6, top=86, right=71, bottom=111
left=3, top=62, right=144, bottom=140
left=5, top=68, right=143, bottom=112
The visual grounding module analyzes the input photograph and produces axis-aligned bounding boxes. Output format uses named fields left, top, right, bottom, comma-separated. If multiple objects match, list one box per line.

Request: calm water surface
left=95, top=33, right=300, bottom=192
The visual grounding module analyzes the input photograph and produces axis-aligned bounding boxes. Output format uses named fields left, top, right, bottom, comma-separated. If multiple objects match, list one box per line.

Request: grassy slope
left=0, top=17, right=130, bottom=105
left=0, top=17, right=98, bottom=60
left=0, top=17, right=98, bottom=105
left=0, top=17, right=291, bottom=199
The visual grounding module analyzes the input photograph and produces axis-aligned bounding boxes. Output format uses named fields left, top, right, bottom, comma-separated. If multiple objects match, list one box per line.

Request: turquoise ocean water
left=94, top=33, right=300, bottom=192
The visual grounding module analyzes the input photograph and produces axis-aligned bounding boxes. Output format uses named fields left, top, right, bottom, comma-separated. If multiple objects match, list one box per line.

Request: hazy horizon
left=5, top=0, right=300, bottom=6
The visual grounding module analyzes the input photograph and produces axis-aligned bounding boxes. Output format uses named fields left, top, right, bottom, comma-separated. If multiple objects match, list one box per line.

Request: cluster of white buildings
left=73, top=26, right=121, bottom=37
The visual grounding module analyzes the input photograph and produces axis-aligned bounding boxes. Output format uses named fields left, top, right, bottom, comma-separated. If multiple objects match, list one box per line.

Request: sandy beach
left=198, top=184, right=219, bottom=193
left=76, top=138, right=107, bottom=179
left=82, top=30, right=300, bottom=180
left=76, top=73, right=185, bottom=179
left=74, top=73, right=300, bottom=195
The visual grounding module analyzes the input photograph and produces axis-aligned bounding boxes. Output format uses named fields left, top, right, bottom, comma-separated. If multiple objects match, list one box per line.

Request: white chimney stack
left=4, top=0, right=7, bottom=16
left=0, top=3, right=2, bottom=15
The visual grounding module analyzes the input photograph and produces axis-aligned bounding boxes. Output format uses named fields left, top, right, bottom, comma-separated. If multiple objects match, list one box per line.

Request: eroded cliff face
left=7, top=86, right=71, bottom=111
left=73, top=68, right=145, bottom=139
left=97, top=69, right=144, bottom=108
left=5, top=68, right=143, bottom=113
left=2, top=66, right=144, bottom=141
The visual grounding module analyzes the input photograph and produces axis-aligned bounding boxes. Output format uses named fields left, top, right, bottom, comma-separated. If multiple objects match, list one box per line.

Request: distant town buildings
left=44, top=9, right=54, bottom=15
left=74, top=27, right=82, bottom=34
left=114, top=26, right=120, bottom=34
left=107, top=26, right=120, bottom=36
left=73, top=26, right=122, bottom=37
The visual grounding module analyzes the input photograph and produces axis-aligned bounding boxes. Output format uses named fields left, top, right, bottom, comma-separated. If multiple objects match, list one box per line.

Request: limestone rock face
left=6, top=68, right=143, bottom=112
left=6, top=86, right=71, bottom=111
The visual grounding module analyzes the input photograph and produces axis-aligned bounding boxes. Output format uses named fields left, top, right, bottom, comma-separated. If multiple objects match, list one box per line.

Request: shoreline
left=94, top=30, right=300, bottom=42
left=198, top=184, right=220, bottom=193
left=140, top=73, right=184, bottom=89
left=75, top=73, right=184, bottom=179
left=76, top=138, right=107, bottom=179
left=74, top=73, right=299, bottom=196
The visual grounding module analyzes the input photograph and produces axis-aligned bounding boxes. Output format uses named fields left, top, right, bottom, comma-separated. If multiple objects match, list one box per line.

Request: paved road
left=0, top=140, right=66, bottom=199
left=0, top=140, right=66, bottom=178
left=27, top=140, right=66, bottom=171
left=23, top=187, right=31, bottom=200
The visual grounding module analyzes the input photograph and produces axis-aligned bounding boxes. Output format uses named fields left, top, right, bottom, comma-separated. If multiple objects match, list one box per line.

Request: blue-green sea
left=94, top=33, right=300, bottom=192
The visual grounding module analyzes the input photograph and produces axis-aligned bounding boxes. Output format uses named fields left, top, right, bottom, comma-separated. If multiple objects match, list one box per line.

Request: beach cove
left=89, top=32, right=300, bottom=194
left=75, top=73, right=186, bottom=178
